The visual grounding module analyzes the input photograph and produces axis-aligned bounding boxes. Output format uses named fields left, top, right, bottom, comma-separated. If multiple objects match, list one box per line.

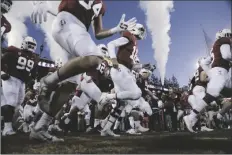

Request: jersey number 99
left=16, top=56, right=34, bottom=72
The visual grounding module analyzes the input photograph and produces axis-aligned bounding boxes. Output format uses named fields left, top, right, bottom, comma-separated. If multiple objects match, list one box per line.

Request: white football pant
left=1, top=76, right=25, bottom=108
left=110, top=64, right=141, bottom=100
left=51, top=11, right=103, bottom=85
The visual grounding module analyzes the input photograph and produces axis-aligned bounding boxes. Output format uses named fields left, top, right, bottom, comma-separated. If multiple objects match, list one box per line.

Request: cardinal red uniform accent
left=1, top=15, right=11, bottom=35
left=117, top=31, right=138, bottom=70
left=1, top=46, right=39, bottom=83
left=211, top=37, right=232, bottom=71
left=58, top=0, right=105, bottom=30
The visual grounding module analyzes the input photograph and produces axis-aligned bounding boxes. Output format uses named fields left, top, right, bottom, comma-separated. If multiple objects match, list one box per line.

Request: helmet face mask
left=130, top=23, right=147, bottom=40
left=215, top=29, right=232, bottom=40
left=139, top=68, right=152, bottom=79
left=1, top=0, right=12, bottom=14
left=21, top=36, right=37, bottom=53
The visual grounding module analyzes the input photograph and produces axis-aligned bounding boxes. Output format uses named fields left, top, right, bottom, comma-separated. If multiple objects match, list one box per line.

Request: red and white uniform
left=207, top=37, right=232, bottom=97
left=1, top=15, right=11, bottom=37
left=1, top=46, right=39, bottom=107
left=107, top=31, right=142, bottom=112
left=188, top=66, right=208, bottom=108
left=52, top=0, right=105, bottom=67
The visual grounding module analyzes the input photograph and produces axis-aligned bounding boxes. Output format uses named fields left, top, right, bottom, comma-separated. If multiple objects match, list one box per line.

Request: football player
left=30, top=0, right=137, bottom=141
left=113, top=67, right=154, bottom=134
left=184, top=29, right=232, bottom=133
left=1, top=36, right=39, bottom=136
left=101, top=24, right=148, bottom=136
left=1, top=0, right=12, bottom=37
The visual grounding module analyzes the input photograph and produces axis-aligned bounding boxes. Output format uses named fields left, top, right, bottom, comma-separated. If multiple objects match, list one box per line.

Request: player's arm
left=1, top=49, right=13, bottom=79
left=93, top=14, right=137, bottom=40
left=1, top=16, right=11, bottom=37
left=220, top=44, right=231, bottom=61
left=107, top=37, right=129, bottom=58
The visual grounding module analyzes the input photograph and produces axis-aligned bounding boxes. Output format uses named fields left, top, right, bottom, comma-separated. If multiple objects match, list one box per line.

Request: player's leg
left=30, top=82, right=76, bottom=142
left=185, top=68, right=228, bottom=132
left=1, top=77, right=20, bottom=136
left=79, top=74, right=111, bottom=110
left=39, top=13, right=104, bottom=97
left=110, top=65, right=142, bottom=100
left=214, top=98, right=232, bottom=124
left=83, top=104, right=92, bottom=132
left=184, top=86, right=207, bottom=133
left=138, top=97, right=152, bottom=116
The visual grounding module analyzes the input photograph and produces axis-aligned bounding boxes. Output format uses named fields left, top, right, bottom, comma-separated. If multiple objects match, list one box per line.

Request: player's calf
left=1, top=105, right=16, bottom=136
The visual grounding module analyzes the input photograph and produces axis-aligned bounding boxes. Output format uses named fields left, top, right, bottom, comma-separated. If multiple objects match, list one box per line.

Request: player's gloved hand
left=31, top=1, right=57, bottom=24
left=1, top=73, right=10, bottom=81
left=110, top=14, right=137, bottom=34
left=111, top=58, right=119, bottom=69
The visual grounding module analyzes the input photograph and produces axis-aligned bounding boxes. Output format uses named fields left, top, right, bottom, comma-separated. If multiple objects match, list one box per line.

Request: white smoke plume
left=140, top=1, right=174, bottom=85
left=38, top=1, right=66, bottom=62
left=5, top=1, right=64, bottom=62
left=5, top=1, right=33, bottom=48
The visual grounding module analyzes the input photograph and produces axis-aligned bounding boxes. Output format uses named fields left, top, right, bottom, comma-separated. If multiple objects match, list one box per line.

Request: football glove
left=110, top=14, right=137, bottom=34
left=31, top=1, right=57, bottom=24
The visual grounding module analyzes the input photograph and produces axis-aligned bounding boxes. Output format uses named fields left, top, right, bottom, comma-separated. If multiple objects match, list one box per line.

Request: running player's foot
left=136, top=125, right=149, bottom=133
left=183, top=115, right=197, bottom=133
left=201, top=126, right=214, bottom=132
left=30, top=127, right=64, bottom=142
left=101, top=129, right=120, bottom=137
left=126, top=129, right=141, bottom=135
left=2, top=128, right=16, bottom=136
left=37, top=77, right=56, bottom=113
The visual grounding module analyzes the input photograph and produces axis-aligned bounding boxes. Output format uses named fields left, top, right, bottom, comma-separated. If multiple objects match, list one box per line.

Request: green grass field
left=2, top=129, right=232, bottom=154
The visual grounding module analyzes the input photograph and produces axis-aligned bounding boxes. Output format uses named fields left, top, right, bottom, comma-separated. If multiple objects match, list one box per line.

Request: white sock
left=94, top=119, right=100, bottom=128
left=85, top=119, right=90, bottom=126
left=102, top=115, right=116, bottom=131
left=101, top=116, right=109, bottom=129
left=129, top=117, right=135, bottom=129
left=113, top=120, right=120, bottom=130
left=34, top=113, right=53, bottom=131
left=134, top=121, right=141, bottom=129
left=4, top=122, right=13, bottom=131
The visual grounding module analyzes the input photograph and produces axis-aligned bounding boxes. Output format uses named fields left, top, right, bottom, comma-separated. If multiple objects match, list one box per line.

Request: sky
left=4, top=1, right=232, bottom=86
